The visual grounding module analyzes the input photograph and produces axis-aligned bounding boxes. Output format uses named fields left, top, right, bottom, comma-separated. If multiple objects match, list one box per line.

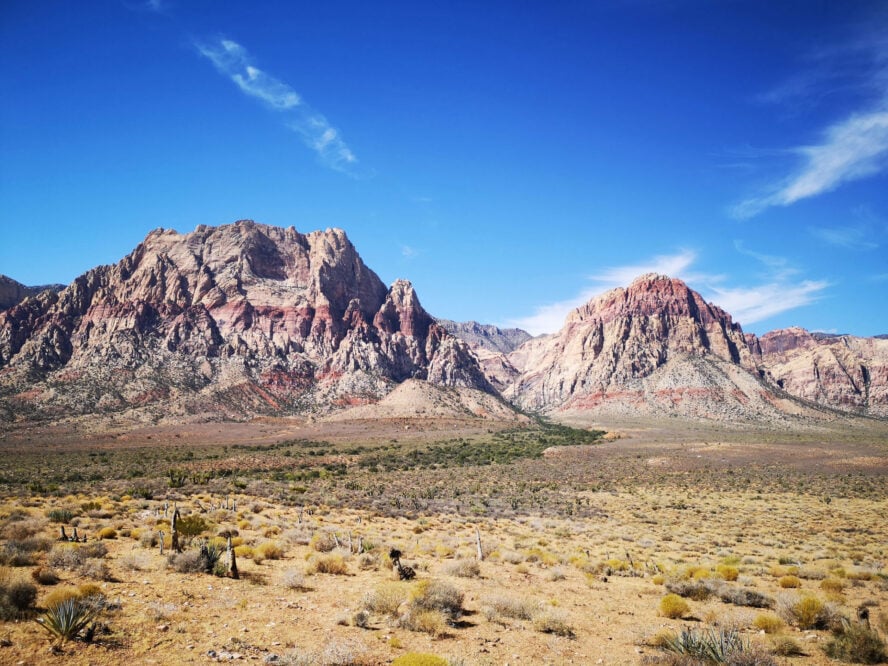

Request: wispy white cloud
left=587, top=249, right=700, bottom=291
left=196, top=38, right=358, bottom=173
left=734, top=31, right=888, bottom=218
left=505, top=250, right=707, bottom=335
left=504, top=289, right=601, bottom=337
left=506, top=248, right=829, bottom=335
left=810, top=225, right=878, bottom=250
left=733, top=110, right=888, bottom=218
left=401, top=245, right=419, bottom=258
left=706, top=281, right=829, bottom=325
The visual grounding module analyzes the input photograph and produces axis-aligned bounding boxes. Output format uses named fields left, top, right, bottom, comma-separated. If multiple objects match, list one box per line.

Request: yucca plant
left=662, top=626, right=749, bottom=663
left=36, top=598, right=96, bottom=644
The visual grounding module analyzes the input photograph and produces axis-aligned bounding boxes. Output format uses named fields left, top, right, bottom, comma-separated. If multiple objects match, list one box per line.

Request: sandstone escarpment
left=0, top=221, right=492, bottom=423
left=756, top=327, right=888, bottom=417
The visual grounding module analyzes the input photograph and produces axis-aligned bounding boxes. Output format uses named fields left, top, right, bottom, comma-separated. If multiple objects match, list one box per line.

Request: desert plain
left=0, top=411, right=886, bottom=666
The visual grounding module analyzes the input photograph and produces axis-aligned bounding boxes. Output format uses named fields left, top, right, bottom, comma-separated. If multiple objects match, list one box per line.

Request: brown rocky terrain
left=0, top=221, right=492, bottom=426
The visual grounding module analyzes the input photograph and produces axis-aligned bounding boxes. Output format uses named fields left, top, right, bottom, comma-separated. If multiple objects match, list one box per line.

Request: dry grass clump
left=281, top=568, right=312, bottom=591
left=167, top=550, right=205, bottom=574
left=31, top=565, right=60, bottom=585
left=43, top=583, right=103, bottom=610
left=532, top=608, right=575, bottom=637
left=665, top=578, right=715, bottom=601
left=771, top=635, right=804, bottom=656
left=753, top=612, right=784, bottom=634
left=659, top=593, right=690, bottom=619
left=98, top=526, right=118, bottom=539
left=118, top=552, right=151, bottom=572
left=408, top=579, right=464, bottom=620
left=307, top=553, right=348, bottom=575
left=442, top=558, right=480, bottom=578
left=1, top=537, right=51, bottom=567
left=255, top=541, right=284, bottom=560
left=778, top=574, right=801, bottom=588
left=309, top=531, right=337, bottom=552
left=401, top=608, right=448, bottom=637
left=716, top=564, right=739, bottom=581
left=820, top=577, right=846, bottom=594
left=482, top=593, right=540, bottom=621
left=718, top=586, right=774, bottom=609
left=362, top=581, right=409, bottom=616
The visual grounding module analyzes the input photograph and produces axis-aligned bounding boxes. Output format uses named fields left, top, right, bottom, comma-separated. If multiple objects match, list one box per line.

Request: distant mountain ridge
left=2, top=222, right=886, bottom=427
left=0, top=275, right=64, bottom=310
left=435, top=319, right=532, bottom=354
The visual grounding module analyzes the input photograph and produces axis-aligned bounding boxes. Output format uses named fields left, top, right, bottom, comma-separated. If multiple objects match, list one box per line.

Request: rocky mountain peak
left=506, top=275, right=761, bottom=417
left=0, top=222, right=493, bottom=423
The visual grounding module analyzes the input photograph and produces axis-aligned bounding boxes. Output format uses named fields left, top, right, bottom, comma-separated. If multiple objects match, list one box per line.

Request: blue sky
left=1, top=1, right=886, bottom=336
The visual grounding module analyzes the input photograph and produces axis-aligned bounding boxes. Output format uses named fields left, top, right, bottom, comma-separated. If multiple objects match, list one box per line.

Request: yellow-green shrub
left=717, top=564, right=739, bottom=581
left=820, top=577, right=845, bottom=594
left=659, top=593, right=689, bottom=619
left=363, top=581, right=409, bottom=616
left=791, top=596, right=824, bottom=629
left=307, top=553, right=347, bottom=575
left=97, top=527, right=117, bottom=540
left=255, top=541, right=283, bottom=560
left=753, top=612, right=784, bottom=633
left=779, top=575, right=801, bottom=588
left=401, top=609, right=447, bottom=637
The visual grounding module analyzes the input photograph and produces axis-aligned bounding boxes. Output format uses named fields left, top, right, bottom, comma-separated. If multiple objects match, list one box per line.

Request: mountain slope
left=504, top=274, right=815, bottom=421
left=0, top=221, right=493, bottom=424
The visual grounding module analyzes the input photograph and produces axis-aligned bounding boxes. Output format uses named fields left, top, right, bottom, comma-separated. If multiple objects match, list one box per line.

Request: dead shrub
left=307, top=553, right=348, bottom=575
left=443, top=559, right=480, bottom=578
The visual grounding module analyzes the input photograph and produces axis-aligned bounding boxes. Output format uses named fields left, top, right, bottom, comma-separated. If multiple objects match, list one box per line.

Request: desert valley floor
left=0, top=413, right=886, bottom=665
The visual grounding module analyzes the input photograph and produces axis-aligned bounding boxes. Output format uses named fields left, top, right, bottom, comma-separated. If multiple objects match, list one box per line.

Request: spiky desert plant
left=36, top=598, right=96, bottom=645
left=661, top=626, right=752, bottom=663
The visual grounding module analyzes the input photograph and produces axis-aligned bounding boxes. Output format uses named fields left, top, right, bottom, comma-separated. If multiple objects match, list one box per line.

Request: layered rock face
left=0, top=221, right=491, bottom=423
left=505, top=275, right=802, bottom=420
left=755, top=327, right=888, bottom=417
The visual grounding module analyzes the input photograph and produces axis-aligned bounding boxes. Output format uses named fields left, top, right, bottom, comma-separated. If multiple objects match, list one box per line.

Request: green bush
left=46, top=509, right=75, bottom=524
left=175, top=514, right=210, bottom=537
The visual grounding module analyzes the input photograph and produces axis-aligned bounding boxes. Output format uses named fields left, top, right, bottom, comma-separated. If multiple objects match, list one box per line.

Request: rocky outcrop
left=0, top=221, right=493, bottom=423
left=755, top=327, right=888, bottom=417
